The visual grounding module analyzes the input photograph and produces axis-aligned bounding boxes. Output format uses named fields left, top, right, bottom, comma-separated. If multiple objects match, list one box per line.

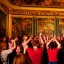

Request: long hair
left=13, top=54, right=27, bottom=64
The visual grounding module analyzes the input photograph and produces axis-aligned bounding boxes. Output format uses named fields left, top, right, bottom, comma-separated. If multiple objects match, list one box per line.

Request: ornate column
left=56, top=18, right=59, bottom=36
left=35, top=18, right=38, bottom=36
left=32, top=17, right=38, bottom=36
left=54, top=17, right=59, bottom=36
left=8, top=14, right=12, bottom=37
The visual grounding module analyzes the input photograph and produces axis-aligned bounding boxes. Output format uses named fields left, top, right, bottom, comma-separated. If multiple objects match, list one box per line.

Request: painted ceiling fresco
left=9, top=0, right=64, bottom=7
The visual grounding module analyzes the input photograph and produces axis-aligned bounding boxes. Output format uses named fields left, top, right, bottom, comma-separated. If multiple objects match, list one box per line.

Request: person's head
left=32, top=39, right=39, bottom=50
left=13, top=54, right=27, bottom=64
left=0, top=42, right=7, bottom=50
left=33, top=36, right=38, bottom=40
left=49, top=41, right=57, bottom=49
left=16, top=45, right=22, bottom=54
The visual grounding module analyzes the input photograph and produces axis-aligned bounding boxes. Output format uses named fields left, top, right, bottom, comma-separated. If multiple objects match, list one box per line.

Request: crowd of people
left=0, top=32, right=64, bottom=64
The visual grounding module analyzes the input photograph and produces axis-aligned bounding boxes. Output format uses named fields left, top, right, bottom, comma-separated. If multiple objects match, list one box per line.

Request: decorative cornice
left=1, top=2, right=64, bottom=16
left=9, top=9, right=64, bottom=16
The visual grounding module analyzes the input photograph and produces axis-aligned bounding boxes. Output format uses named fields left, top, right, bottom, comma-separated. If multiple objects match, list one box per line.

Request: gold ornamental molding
left=1, top=2, right=64, bottom=16
left=9, top=9, right=64, bottom=16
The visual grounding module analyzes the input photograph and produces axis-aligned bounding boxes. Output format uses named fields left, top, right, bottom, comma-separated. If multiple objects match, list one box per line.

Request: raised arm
left=54, top=38, right=61, bottom=49
left=26, top=35, right=33, bottom=44
left=22, top=35, right=33, bottom=54
left=10, top=40, right=16, bottom=51
left=46, top=38, right=53, bottom=49
left=39, top=32, right=44, bottom=47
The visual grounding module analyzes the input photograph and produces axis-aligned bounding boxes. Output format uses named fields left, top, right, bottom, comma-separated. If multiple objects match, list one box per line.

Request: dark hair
left=49, top=41, right=57, bottom=49
left=32, top=39, right=39, bottom=46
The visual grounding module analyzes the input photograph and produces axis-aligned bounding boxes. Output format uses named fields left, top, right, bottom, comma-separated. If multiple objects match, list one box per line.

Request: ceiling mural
left=1, top=0, right=64, bottom=15
left=9, top=0, right=64, bottom=7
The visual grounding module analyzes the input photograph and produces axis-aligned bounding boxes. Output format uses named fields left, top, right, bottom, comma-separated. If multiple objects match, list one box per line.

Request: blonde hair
left=13, top=54, right=27, bottom=64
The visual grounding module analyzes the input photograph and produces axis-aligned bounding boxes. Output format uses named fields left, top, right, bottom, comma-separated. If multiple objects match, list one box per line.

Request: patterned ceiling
left=1, top=0, right=64, bottom=16
left=8, top=0, right=64, bottom=7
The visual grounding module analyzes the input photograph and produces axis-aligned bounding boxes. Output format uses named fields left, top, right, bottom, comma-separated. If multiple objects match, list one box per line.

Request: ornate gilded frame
left=8, top=14, right=34, bottom=37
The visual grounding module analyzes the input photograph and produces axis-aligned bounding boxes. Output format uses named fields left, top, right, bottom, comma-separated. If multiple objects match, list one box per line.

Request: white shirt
left=1, top=49, right=12, bottom=64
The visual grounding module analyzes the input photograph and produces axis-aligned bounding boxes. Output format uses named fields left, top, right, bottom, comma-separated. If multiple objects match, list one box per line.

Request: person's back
left=27, top=47, right=43, bottom=64
left=0, top=42, right=12, bottom=64
left=0, top=40, right=16, bottom=64
left=46, top=37, right=61, bottom=64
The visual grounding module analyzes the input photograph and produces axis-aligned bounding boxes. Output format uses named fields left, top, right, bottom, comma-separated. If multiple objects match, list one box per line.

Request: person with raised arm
left=0, top=39, right=16, bottom=64
left=8, top=36, right=18, bottom=49
left=46, top=36, right=61, bottom=64
left=22, top=35, right=32, bottom=54
left=23, top=33, right=44, bottom=64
